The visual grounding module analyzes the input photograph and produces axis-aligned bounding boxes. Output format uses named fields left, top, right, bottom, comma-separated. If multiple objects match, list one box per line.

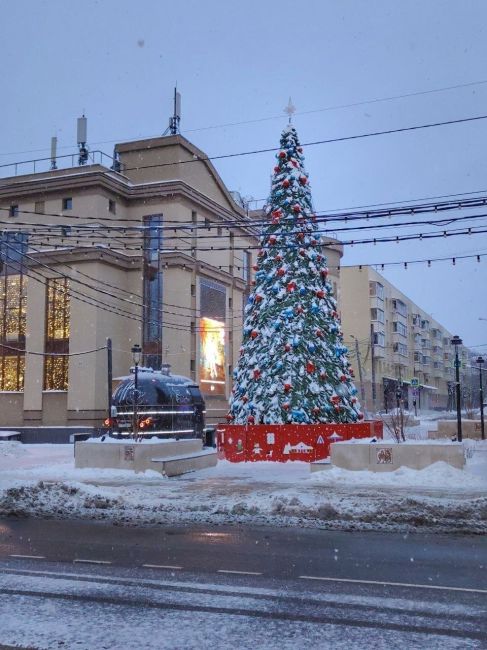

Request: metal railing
left=0, top=150, right=116, bottom=179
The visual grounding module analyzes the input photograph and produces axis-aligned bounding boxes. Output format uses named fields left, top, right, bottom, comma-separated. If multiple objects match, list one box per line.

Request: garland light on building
left=228, top=124, right=362, bottom=425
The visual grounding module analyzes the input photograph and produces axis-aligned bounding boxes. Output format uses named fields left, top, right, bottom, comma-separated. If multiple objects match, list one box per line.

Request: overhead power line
left=3, top=77, right=487, bottom=158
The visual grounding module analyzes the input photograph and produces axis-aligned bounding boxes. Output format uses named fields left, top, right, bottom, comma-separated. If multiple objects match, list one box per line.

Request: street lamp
left=451, top=335, right=463, bottom=442
left=476, top=356, right=485, bottom=441
left=131, top=344, right=142, bottom=439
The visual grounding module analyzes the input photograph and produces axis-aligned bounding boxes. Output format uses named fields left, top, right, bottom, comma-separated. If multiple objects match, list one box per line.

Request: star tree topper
left=284, top=97, right=296, bottom=123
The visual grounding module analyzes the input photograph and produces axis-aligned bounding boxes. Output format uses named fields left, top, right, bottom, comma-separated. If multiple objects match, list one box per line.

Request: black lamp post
left=131, top=344, right=142, bottom=439
left=476, top=355, right=485, bottom=441
left=451, top=335, right=463, bottom=442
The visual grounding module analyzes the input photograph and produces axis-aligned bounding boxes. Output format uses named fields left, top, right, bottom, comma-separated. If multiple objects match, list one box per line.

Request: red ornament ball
left=334, top=404, right=340, bottom=411
left=269, top=234, right=277, bottom=245
left=252, top=264, right=258, bottom=271
left=255, top=294, right=263, bottom=303
left=297, top=232, right=305, bottom=240
left=253, top=368, right=261, bottom=379
left=316, top=290, right=325, bottom=299
left=282, top=402, right=290, bottom=411
left=287, top=281, right=296, bottom=292
left=250, top=330, right=258, bottom=339
left=277, top=267, right=286, bottom=277
left=357, top=412, right=364, bottom=421
left=284, top=382, right=292, bottom=392
left=284, top=343, right=291, bottom=352
left=340, top=375, right=347, bottom=382
left=275, top=254, right=282, bottom=262
left=293, top=204, right=301, bottom=213
left=297, top=147, right=303, bottom=153
left=226, top=413, right=234, bottom=422
left=274, top=165, right=280, bottom=173
left=306, top=361, right=315, bottom=373
left=278, top=150, right=287, bottom=159
left=299, top=248, right=306, bottom=256
left=312, top=406, right=320, bottom=414
left=296, top=305, right=304, bottom=314
left=320, top=371, right=327, bottom=380
left=316, top=329, right=323, bottom=338
left=242, top=395, right=248, bottom=403
left=248, top=415, right=255, bottom=425
left=282, top=179, right=290, bottom=189
left=299, top=175, right=307, bottom=185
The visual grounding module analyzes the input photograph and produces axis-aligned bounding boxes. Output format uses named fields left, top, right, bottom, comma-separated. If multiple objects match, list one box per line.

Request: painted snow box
left=217, top=421, right=383, bottom=462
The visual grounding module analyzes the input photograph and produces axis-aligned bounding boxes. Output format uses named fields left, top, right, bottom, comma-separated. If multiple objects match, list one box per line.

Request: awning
left=420, top=384, right=438, bottom=390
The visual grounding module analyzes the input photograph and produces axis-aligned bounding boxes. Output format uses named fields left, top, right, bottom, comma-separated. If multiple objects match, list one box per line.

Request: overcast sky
left=2, top=0, right=487, bottom=347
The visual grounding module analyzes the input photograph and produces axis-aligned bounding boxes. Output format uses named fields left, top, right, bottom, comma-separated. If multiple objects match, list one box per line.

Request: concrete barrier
left=428, top=420, right=483, bottom=440
left=75, top=438, right=217, bottom=475
left=328, top=441, right=465, bottom=472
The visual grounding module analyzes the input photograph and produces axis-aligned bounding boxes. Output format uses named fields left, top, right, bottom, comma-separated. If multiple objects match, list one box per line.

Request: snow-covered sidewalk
left=0, top=440, right=486, bottom=534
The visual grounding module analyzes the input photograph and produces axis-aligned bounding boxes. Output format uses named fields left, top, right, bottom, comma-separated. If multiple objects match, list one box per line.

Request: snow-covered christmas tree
left=228, top=123, right=362, bottom=425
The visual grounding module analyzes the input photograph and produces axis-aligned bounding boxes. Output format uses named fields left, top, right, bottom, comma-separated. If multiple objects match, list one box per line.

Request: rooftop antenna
left=77, top=114, right=89, bottom=165
left=163, top=87, right=181, bottom=135
left=50, top=136, right=57, bottom=170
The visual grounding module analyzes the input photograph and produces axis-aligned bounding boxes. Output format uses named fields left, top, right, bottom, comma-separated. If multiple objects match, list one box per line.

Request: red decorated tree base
left=217, top=421, right=383, bottom=463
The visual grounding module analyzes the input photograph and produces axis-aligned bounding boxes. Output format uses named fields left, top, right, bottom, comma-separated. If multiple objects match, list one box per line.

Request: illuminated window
left=44, top=278, right=70, bottom=390
left=199, top=278, right=226, bottom=395
left=142, top=214, right=162, bottom=370
left=0, top=274, right=27, bottom=391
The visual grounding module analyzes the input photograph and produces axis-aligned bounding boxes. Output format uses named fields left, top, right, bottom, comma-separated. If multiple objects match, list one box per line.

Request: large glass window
left=199, top=278, right=226, bottom=395
left=371, top=307, right=384, bottom=323
left=0, top=232, right=28, bottom=391
left=142, top=214, right=162, bottom=370
left=44, top=278, right=70, bottom=390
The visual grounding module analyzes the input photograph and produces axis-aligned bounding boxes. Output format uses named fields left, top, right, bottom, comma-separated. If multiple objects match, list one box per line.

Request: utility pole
left=370, top=324, right=376, bottom=412
left=354, top=337, right=366, bottom=410
left=107, top=338, right=113, bottom=435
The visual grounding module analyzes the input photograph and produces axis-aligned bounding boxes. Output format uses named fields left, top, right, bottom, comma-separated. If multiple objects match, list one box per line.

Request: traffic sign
left=410, top=377, right=419, bottom=387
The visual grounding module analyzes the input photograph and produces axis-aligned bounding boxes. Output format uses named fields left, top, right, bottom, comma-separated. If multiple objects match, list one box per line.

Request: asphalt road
left=0, top=518, right=485, bottom=649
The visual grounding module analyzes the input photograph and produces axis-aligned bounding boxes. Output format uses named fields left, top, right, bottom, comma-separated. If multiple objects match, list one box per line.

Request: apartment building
left=0, top=133, right=263, bottom=429
left=340, top=266, right=471, bottom=413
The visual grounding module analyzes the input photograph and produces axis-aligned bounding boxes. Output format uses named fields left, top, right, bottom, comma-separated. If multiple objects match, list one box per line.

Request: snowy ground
left=0, top=415, right=486, bottom=534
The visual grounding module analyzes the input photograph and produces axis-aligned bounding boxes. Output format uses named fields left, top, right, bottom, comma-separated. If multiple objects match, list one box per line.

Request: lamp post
left=476, top=356, right=485, bottom=441
left=451, top=335, right=463, bottom=442
left=131, top=344, right=142, bottom=439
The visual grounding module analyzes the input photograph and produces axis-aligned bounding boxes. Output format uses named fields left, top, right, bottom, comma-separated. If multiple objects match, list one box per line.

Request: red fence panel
left=217, top=421, right=383, bottom=463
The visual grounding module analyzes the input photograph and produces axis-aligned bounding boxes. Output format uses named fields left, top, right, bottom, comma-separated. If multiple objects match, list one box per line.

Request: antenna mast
left=77, top=114, right=89, bottom=165
left=50, top=136, right=57, bottom=170
left=163, top=87, right=181, bottom=135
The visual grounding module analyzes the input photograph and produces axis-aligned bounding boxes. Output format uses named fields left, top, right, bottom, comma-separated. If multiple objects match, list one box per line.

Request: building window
left=373, top=331, right=385, bottom=347
left=199, top=278, right=226, bottom=396
left=392, top=299, right=407, bottom=317
left=108, top=199, right=116, bottom=214
left=371, top=307, right=384, bottom=323
left=142, top=214, right=162, bottom=370
left=393, top=342, right=408, bottom=356
left=0, top=274, right=27, bottom=391
left=44, top=278, right=70, bottom=391
left=191, top=284, right=196, bottom=297
left=62, top=197, right=73, bottom=210
left=34, top=201, right=45, bottom=214
left=393, top=321, right=407, bottom=336
left=369, top=281, right=384, bottom=300
left=9, top=205, right=19, bottom=218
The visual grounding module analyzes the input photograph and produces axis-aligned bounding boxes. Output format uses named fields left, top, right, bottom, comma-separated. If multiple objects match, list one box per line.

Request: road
left=0, top=518, right=485, bottom=649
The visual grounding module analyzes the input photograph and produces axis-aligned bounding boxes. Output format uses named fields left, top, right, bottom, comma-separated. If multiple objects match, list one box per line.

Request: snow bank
left=0, top=441, right=485, bottom=534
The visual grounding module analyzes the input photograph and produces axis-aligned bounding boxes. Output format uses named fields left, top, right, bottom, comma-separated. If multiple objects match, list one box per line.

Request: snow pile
left=0, top=443, right=485, bottom=533
left=0, top=441, right=27, bottom=458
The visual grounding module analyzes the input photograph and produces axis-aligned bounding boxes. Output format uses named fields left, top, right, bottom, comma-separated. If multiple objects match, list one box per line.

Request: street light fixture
left=451, top=335, right=463, bottom=442
left=476, top=356, right=485, bottom=441
left=131, top=344, right=142, bottom=439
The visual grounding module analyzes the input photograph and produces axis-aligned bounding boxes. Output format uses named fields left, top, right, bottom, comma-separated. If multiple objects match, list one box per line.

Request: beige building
left=340, top=266, right=471, bottom=413
left=0, top=134, right=267, bottom=432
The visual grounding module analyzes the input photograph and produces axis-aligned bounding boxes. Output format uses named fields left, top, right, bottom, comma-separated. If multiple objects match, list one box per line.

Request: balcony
left=393, top=353, right=409, bottom=366
left=373, top=344, right=386, bottom=358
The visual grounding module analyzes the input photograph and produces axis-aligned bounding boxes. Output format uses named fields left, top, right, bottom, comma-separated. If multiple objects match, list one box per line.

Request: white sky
left=2, top=0, right=487, bottom=346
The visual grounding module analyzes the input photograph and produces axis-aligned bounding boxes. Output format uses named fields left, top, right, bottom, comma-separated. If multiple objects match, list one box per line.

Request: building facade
left=340, top=266, right=472, bottom=413
left=0, top=134, right=265, bottom=428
